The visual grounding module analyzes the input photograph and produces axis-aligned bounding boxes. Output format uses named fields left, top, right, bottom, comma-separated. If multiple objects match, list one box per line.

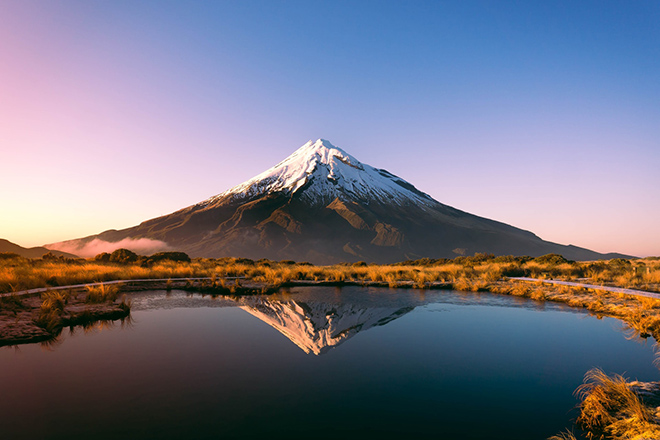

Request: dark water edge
left=1, top=287, right=658, bottom=440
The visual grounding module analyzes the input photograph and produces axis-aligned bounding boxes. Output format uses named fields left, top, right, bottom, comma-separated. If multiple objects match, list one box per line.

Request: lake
left=1, top=286, right=658, bottom=439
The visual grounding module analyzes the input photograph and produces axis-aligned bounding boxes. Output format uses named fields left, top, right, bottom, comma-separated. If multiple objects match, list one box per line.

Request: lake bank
left=3, top=274, right=660, bottom=347
left=0, top=284, right=130, bottom=347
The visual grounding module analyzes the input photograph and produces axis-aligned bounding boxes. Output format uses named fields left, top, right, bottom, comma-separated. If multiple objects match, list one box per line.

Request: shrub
left=534, top=254, right=572, bottom=265
left=0, top=252, right=22, bottom=260
left=109, top=249, right=139, bottom=264
left=500, top=265, right=528, bottom=277
left=141, top=252, right=191, bottom=266
left=92, top=252, right=111, bottom=262
left=609, top=258, right=632, bottom=267
left=42, top=252, right=61, bottom=261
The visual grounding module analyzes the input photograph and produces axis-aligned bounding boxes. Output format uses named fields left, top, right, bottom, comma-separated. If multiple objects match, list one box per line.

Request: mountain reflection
left=236, top=296, right=413, bottom=355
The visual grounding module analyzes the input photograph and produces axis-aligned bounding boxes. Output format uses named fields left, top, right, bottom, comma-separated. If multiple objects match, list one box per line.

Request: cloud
left=47, top=237, right=170, bottom=258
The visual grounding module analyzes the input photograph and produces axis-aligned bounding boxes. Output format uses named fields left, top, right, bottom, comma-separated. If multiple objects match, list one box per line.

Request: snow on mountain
left=201, top=139, right=436, bottom=207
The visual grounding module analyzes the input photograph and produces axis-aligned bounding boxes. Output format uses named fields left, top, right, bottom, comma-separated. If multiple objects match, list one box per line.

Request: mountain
left=46, top=139, right=631, bottom=263
left=0, top=239, right=79, bottom=259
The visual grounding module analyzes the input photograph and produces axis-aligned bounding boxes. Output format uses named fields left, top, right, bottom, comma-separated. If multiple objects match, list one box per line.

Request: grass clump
left=548, top=431, right=578, bottom=440
left=85, top=284, right=120, bottom=303
left=28, top=286, right=130, bottom=338
left=575, top=368, right=660, bottom=440
left=34, top=290, right=72, bottom=333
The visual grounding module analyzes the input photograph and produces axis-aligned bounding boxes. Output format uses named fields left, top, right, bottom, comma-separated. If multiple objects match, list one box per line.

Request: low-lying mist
left=46, top=237, right=170, bottom=258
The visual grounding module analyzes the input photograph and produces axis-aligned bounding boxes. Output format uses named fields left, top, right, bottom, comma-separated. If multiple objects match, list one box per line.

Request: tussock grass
left=575, top=368, right=660, bottom=440
left=85, top=284, right=120, bottom=303
left=35, top=290, right=72, bottom=333
left=548, top=431, right=578, bottom=440
left=20, top=285, right=131, bottom=340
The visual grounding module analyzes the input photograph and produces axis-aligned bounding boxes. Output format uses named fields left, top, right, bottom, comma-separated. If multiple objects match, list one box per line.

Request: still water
left=1, top=287, right=658, bottom=440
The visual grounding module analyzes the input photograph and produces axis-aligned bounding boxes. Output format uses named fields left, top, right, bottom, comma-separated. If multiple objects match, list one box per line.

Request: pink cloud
left=47, top=237, right=170, bottom=258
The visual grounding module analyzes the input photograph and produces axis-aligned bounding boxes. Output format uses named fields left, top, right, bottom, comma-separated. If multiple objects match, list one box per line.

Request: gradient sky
left=1, top=0, right=658, bottom=257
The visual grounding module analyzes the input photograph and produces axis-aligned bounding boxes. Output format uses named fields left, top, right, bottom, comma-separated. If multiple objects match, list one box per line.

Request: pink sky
left=1, top=2, right=658, bottom=257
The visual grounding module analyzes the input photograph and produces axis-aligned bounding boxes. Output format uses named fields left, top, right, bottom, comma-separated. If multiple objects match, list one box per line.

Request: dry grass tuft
left=548, top=431, right=578, bottom=440
left=575, top=368, right=660, bottom=440
left=85, top=284, right=120, bottom=303
left=34, top=290, right=71, bottom=332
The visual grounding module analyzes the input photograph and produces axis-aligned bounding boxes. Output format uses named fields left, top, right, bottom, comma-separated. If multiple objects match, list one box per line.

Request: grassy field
left=2, top=252, right=659, bottom=294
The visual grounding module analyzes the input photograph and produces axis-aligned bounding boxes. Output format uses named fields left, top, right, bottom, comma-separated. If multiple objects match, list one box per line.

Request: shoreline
left=4, top=275, right=659, bottom=299
left=3, top=276, right=660, bottom=348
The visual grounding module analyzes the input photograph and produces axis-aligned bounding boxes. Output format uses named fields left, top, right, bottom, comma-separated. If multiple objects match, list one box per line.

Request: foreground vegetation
left=0, top=283, right=130, bottom=346
left=576, top=368, right=660, bottom=440
left=2, top=250, right=659, bottom=294
left=2, top=249, right=660, bottom=438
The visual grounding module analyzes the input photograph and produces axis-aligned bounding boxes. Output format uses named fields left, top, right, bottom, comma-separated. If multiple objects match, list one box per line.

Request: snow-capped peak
left=203, top=139, right=435, bottom=207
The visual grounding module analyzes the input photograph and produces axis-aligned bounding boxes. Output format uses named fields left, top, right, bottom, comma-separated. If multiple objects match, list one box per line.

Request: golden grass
left=575, top=368, right=660, bottom=440
left=85, top=284, right=120, bottom=303
left=3, top=254, right=660, bottom=340
left=2, top=254, right=659, bottom=295
left=0, top=259, right=209, bottom=293
left=548, top=431, right=578, bottom=440
left=35, top=290, right=72, bottom=333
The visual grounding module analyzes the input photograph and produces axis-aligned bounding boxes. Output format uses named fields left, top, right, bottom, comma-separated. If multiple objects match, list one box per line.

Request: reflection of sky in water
left=1, top=287, right=658, bottom=440
left=127, top=289, right=237, bottom=310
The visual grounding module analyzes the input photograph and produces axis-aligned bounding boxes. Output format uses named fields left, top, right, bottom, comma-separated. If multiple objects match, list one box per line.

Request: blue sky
left=1, top=1, right=659, bottom=256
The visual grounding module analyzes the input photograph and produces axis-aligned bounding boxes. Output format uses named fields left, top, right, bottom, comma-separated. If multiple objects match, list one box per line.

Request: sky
left=1, top=0, right=658, bottom=257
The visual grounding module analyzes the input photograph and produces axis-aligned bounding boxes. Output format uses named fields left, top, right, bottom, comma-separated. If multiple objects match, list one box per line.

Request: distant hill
left=47, top=139, right=634, bottom=264
left=0, top=239, right=79, bottom=259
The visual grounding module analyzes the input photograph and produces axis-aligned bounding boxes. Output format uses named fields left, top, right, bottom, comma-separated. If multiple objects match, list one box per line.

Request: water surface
left=1, top=287, right=658, bottom=439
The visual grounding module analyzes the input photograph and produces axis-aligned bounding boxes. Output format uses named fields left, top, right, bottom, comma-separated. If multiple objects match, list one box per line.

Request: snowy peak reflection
left=237, top=297, right=413, bottom=355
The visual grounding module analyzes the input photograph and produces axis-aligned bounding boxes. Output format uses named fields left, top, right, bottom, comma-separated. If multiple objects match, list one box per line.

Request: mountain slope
left=0, top=239, right=78, bottom=259
left=47, top=139, right=631, bottom=263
